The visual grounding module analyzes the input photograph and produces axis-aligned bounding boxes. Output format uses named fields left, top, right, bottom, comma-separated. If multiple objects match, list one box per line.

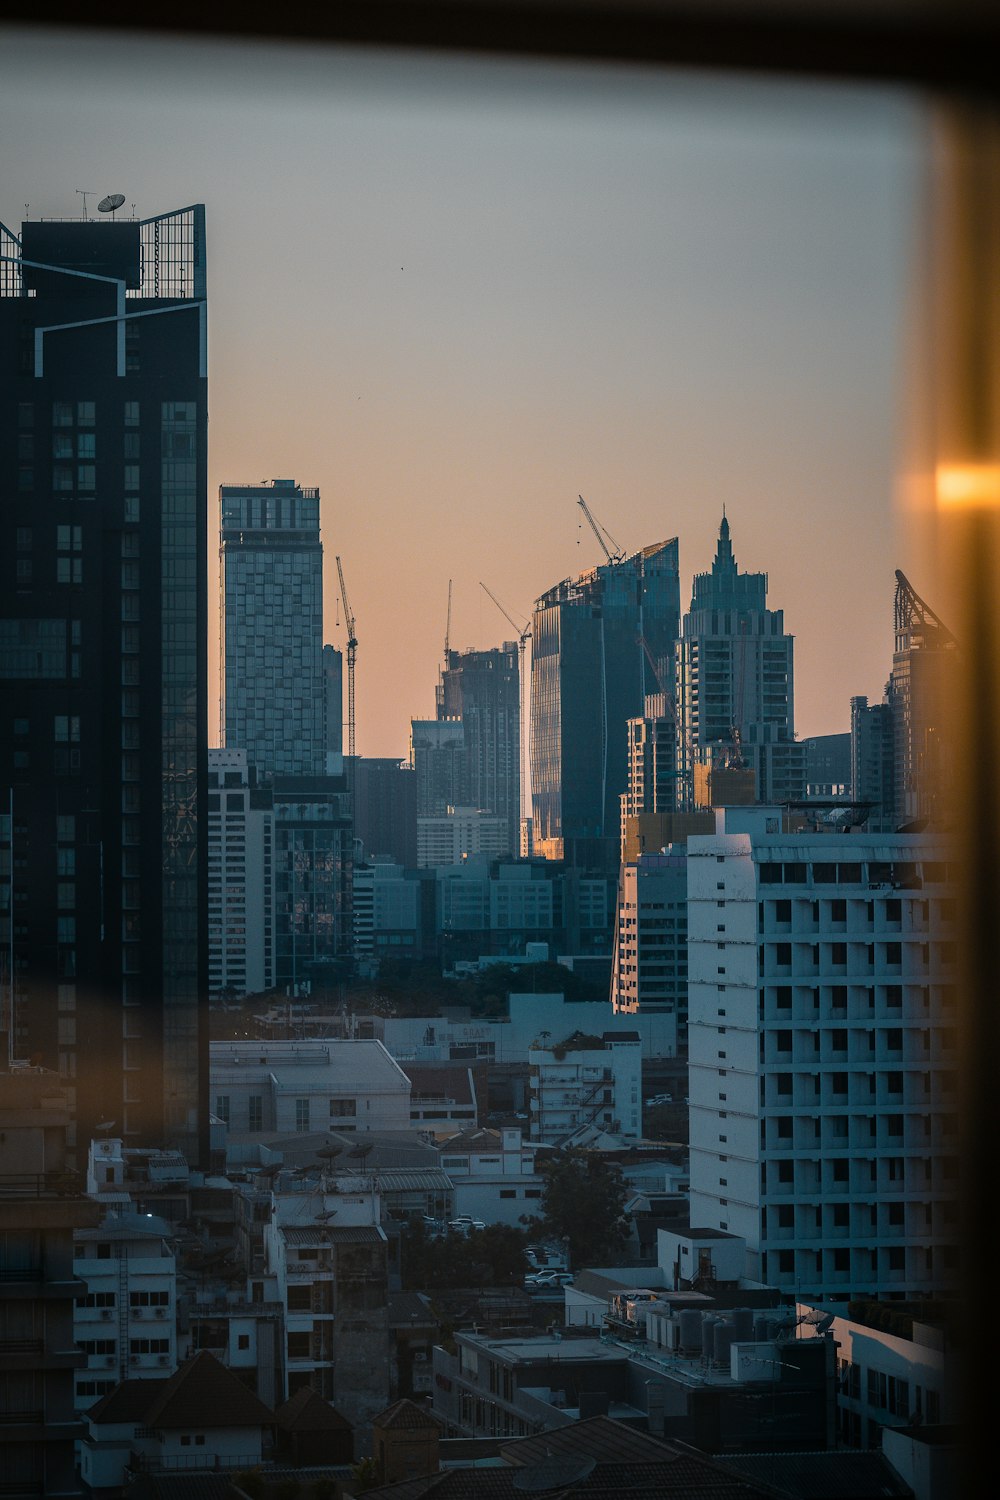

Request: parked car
left=448, top=1216, right=486, bottom=1233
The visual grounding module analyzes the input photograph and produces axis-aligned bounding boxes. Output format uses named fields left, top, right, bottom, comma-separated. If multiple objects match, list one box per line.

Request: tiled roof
left=361, top=1458, right=786, bottom=1500
left=275, top=1385, right=352, bottom=1433
left=87, top=1377, right=170, bottom=1424
left=281, top=1224, right=384, bottom=1246
left=372, top=1169, right=454, bottom=1192
left=142, top=1351, right=276, bottom=1429
left=388, top=1291, right=437, bottom=1328
left=501, top=1415, right=674, bottom=1467
left=374, top=1398, right=446, bottom=1431
left=717, top=1451, right=914, bottom=1498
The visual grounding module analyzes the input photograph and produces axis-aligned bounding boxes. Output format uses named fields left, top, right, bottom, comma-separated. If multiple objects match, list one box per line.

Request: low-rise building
left=263, top=1162, right=391, bottom=1444
left=437, top=1127, right=550, bottom=1227
left=79, top=1350, right=275, bottom=1496
left=796, top=1299, right=955, bottom=1448
left=0, top=1065, right=100, bottom=1500
left=73, top=1212, right=178, bottom=1410
left=528, top=1031, right=642, bottom=1143
left=211, top=1038, right=412, bottom=1142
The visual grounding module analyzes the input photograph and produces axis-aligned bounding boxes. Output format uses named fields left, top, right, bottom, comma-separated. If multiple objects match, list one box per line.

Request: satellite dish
left=98, top=193, right=126, bottom=216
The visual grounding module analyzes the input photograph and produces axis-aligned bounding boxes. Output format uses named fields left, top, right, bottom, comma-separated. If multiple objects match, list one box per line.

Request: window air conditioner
left=158, top=1355, right=169, bottom=1365
left=130, top=1355, right=139, bottom=1364
left=101, top=1309, right=112, bottom=1320
left=155, top=1307, right=166, bottom=1318
left=105, top=1356, right=116, bottom=1366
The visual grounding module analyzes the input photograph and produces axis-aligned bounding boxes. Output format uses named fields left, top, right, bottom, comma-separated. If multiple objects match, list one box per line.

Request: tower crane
left=480, top=582, right=531, bottom=828
left=577, top=494, right=625, bottom=565
left=335, top=555, right=357, bottom=761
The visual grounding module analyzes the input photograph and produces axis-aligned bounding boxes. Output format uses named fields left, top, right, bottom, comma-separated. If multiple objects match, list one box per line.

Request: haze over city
left=0, top=24, right=927, bottom=756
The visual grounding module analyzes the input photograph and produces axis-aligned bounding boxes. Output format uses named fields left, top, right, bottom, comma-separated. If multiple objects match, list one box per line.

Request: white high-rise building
left=686, top=808, right=957, bottom=1303
left=207, top=748, right=274, bottom=997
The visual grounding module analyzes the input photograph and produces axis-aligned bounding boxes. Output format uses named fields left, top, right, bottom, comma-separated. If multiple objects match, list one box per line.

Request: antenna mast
left=335, top=556, right=358, bottom=760
left=444, top=579, right=453, bottom=663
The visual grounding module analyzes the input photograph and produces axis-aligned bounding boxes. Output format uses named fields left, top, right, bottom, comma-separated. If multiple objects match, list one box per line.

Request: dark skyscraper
left=676, top=515, right=804, bottom=807
left=0, top=205, right=208, bottom=1162
left=888, top=570, right=957, bottom=827
left=437, top=643, right=520, bottom=856
left=530, top=539, right=680, bottom=869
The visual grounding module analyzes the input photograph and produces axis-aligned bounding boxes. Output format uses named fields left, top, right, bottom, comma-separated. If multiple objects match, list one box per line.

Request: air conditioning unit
left=155, top=1307, right=166, bottom=1318
left=105, top=1356, right=116, bottom=1367
left=130, top=1355, right=139, bottom=1364
left=157, top=1355, right=169, bottom=1366
left=101, top=1309, right=113, bottom=1320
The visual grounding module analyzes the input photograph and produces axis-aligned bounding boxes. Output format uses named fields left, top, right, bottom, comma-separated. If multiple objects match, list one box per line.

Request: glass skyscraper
left=0, top=204, right=209, bottom=1162
left=530, top=539, right=681, bottom=870
left=221, top=478, right=325, bottom=778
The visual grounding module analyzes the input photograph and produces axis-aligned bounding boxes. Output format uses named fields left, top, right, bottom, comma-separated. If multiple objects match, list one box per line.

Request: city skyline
left=0, top=27, right=926, bottom=758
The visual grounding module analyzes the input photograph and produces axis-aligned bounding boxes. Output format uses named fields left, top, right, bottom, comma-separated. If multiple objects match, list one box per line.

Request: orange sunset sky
left=1, top=26, right=933, bottom=757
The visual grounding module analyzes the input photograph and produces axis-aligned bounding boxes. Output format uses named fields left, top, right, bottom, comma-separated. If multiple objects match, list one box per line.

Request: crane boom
left=577, top=494, right=624, bottom=564
left=335, top=555, right=358, bottom=761
left=444, top=579, right=452, bottom=661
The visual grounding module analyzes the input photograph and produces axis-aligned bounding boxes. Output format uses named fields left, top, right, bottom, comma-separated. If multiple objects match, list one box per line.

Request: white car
left=448, top=1217, right=486, bottom=1233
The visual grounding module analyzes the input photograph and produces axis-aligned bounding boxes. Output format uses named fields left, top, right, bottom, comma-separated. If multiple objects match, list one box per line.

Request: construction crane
left=444, top=578, right=453, bottom=663
left=480, top=582, right=531, bottom=827
left=335, top=555, right=358, bottom=760
left=577, top=494, right=625, bottom=565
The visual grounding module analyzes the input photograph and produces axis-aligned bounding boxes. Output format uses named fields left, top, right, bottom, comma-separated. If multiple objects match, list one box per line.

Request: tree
left=400, top=1219, right=530, bottom=1289
left=524, top=1149, right=630, bottom=1269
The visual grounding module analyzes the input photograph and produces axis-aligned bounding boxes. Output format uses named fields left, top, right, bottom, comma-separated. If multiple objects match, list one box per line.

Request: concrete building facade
left=207, top=748, right=275, bottom=997
left=686, top=808, right=958, bottom=1302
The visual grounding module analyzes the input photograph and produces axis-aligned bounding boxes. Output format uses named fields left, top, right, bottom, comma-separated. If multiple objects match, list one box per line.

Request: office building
left=352, top=757, right=417, bottom=866
left=686, top=807, right=958, bottom=1303
left=887, top=570, right=957, bottom=827
left=611, top=852, right=688, bottom=1051
left=272, top=772, right=353, bottom=995
left=322, top=643, right=343, bottom=763
left=530, top=537, right=681, bottom=869
left=207, top=749, right=275, bottom=997
left=416, top=805, right=508, bottom=868
left=437, top=643, right=520, bottom=856
left=411, top=718, right=467, bottom=816
left=851, top=694, right=895, bottom=828
left=0, top=206, right=208, bottom=1160
left=803, top=731, right=851, bottom=799
left=676, top=515, right=804, bottom=809
left=221, top=478, right=325, bottom=778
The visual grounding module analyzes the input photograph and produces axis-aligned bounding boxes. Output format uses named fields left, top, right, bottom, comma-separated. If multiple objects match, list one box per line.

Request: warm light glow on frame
left=935, top=463, right=1000, bottom=510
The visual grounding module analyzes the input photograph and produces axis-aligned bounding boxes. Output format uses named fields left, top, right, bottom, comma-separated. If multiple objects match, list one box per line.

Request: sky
left=0, top=26, right=930, bottom=757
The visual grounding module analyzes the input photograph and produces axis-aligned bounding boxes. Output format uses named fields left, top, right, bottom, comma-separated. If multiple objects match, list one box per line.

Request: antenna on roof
left=98, top=193, right=126, bottom=219
left=76, top=189, right=99, bottom=220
